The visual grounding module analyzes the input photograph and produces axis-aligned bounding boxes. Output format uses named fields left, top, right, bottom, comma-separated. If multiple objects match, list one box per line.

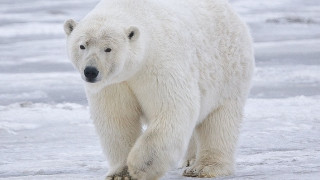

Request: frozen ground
left=0, top=0, right=319, bottom=179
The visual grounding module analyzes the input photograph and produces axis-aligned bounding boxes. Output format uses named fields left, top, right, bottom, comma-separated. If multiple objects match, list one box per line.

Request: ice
left=0, top=0, right=320, bottom=179
left=1, top=98, right=319, bottom=179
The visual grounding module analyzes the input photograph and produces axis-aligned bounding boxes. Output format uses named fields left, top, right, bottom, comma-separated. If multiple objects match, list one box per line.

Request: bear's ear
left=126, top=26, right=140, bottom=41
left=64, top=19, right=77, bottom=36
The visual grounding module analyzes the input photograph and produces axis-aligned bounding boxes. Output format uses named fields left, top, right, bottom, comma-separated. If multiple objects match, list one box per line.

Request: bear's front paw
left=183, top=162, right=233, bottom=178
left=105, top=176, right=134, bottom=180
left=127, top=156, right=155, bottom=180
left=127, top=147, right=161, bottom=180
left=127, top=163, right=146, bottom=180
left=105, top=166, right=137, bottom=180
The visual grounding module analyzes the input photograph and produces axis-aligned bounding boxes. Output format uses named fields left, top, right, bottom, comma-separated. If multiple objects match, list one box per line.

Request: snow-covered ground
left=0, top=0, right=319, bottom=179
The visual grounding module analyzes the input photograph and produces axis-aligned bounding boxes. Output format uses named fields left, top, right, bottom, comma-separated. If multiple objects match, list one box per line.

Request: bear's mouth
left=85, top=78, right=97, bottom=83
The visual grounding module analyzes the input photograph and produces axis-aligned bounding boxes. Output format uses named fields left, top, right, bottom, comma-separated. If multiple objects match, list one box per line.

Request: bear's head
left=64, top=18, right=145, bottom=91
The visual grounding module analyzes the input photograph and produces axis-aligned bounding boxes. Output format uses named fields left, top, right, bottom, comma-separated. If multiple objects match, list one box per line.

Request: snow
left=0, top=0, right=320, bottom=179
left=1, top=98, right=319, bottom=179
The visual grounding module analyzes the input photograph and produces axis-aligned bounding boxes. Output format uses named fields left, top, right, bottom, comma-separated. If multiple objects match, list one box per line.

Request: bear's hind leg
left=183, top=99, right=244, bottom=178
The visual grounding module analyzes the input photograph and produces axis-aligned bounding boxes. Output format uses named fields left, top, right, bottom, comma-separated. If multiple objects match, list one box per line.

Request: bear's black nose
left=84, top=66, right=99, bottom=81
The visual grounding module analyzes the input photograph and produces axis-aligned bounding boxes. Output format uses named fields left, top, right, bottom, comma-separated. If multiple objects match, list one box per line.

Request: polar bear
left=64, top=0, right=254, bottom=179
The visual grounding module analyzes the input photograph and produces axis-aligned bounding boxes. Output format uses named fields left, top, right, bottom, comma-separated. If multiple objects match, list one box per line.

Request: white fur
left=64, top=0, right=254, bottom=179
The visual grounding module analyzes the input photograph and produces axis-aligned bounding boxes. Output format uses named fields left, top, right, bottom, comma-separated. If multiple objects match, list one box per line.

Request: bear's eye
left=80, top=45, right=86, bottom=50
left=105, top=48, right=112, bottom=53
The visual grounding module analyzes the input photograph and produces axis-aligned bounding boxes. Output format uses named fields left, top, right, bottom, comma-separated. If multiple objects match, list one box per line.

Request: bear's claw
left=183, top=163, right=232, bottom=178
left=105, top=166, right=137, bottom=180
left=105, top=176, right=136, bottom=180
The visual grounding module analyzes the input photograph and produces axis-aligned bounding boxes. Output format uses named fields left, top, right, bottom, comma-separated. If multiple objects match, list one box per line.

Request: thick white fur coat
left=64, top=0, right=254, bottom=179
